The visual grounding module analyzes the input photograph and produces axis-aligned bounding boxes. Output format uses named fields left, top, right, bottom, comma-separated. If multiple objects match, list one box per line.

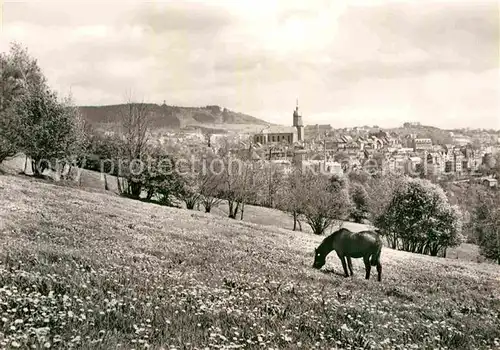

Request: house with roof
left=327, top=137, right=347, bottom=151
left=385, top=155, right=408, bottom=174
left=254, top=125, right=297, bottom=145
left=408, top=156, right=422, bottom=172
left=423, top=152, right=445, bottom=176
left=413, top=138, right=433, bottom=151
left=345, top=141, right=362, bottom=157
left=452, top=135, right=472, bottom=146
left=396, top=147, right=414, bottom=155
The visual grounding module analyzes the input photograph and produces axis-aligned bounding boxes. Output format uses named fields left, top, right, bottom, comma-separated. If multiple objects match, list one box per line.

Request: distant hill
left=78, top=104, right=270, bottom=131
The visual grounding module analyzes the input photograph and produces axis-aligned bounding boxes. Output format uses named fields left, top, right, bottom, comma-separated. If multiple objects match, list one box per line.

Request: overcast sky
left=1, top=0, right=498, bottom=129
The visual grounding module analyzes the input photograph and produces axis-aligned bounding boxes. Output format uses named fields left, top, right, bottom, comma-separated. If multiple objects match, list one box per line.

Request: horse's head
left=312, top=247, right=326, bottom=269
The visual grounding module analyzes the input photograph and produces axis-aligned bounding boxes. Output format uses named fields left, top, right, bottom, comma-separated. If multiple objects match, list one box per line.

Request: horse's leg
left=363, top=256, right=371, bottom=280
left=337, top=254, right=349, bottom=277
left=346, top=257, right=354, bottom=277
left=376, top=262, right=382, bottom=282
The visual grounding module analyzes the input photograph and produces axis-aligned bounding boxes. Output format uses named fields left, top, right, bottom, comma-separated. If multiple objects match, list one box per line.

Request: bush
left=376, top=177, right=463, bottom=256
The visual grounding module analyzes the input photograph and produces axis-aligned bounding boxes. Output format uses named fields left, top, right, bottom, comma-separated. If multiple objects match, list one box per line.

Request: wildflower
left=71, top=336, right=81, bottom=343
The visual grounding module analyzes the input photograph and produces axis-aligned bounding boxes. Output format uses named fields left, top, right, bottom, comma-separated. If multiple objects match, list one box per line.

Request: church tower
left=293, top=98, right=304, bottom=142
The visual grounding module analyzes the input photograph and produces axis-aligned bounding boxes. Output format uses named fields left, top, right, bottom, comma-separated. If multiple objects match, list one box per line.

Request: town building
left=292, top=99, right=305, bottom=142
left=253, top=100, right=305, bottom=145
left=253, top=125, right=297, bottom=145
left=305, top=124, right=332, bottom=140
left=452, top=135, right=472, bottom=146
left=412, top=138, right=433, bottom=151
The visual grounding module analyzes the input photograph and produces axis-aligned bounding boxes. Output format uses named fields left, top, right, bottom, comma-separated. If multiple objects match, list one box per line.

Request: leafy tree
left=82, top=128, right=126, bottom=175
left=0, top=43, right=45, bottom=164
left=366, top=173, right=405, bottom=248
left=347, top=170, right=370, bottom=185
left=0, top=54, right=19, bottom=162
left=491, top=153, right=500, bottom=179
left=139, top=148, right=185, bottom=206
left=349, top=183, right=369, bottom=223
left=0, top=44, right=85, bottom=175
left=482, top=153, right=496, bottom=170
left=328, top=173, right=349, bottom=192
left=469, top=190, right=500, bottom=264
left=376, top=178, right=463, bottom=256
left=13, top=84, right=85, bottom=177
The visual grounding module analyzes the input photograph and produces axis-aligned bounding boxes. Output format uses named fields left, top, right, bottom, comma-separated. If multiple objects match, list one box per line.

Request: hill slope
left=79, top=104, right=270, bottom=131
left=0, top=175, right=499, bottom=349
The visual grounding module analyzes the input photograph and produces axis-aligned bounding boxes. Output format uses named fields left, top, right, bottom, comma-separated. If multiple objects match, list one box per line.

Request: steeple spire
left=292, top=98, right=304, bottom=142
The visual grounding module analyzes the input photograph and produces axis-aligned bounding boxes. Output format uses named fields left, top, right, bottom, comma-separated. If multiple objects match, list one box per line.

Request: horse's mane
left=319, top=227, right=352, bottom=247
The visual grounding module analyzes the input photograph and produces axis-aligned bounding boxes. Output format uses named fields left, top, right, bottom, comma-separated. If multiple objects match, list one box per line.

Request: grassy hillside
left=1, top=155, right=488, bottom=264
left=0, top=174, right=499, bottom=349
left=78, top=104, right=270, bottom=131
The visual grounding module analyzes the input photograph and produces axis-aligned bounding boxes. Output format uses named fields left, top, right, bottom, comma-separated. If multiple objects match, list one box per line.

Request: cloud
left=0, top=0, right=498, bottom=129
left=335, top=2, right=499, bottom=71
left=131, top=2, right=234, bottom=34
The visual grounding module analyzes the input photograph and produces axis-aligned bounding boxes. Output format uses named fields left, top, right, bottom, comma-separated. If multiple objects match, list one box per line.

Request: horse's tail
left=370, top=241, right=382, bottom=267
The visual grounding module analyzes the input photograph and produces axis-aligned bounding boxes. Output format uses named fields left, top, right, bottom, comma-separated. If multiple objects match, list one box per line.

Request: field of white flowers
left=0, top=174, right=500, bottom=349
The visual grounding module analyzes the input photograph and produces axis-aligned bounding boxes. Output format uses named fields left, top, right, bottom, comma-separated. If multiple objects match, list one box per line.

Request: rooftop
left=259, top=125, right=297, bottom=134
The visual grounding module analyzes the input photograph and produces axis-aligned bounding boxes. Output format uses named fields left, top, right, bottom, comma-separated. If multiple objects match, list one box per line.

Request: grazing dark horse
left=313, top=228, right=383, bottom=282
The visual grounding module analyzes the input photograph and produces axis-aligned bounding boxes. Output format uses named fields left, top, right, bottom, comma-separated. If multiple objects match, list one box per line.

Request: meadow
left=0, top=173, right=500, bottom=349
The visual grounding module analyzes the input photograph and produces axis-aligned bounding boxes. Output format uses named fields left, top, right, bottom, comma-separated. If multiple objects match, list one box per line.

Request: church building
left=253, top=100, right=305, bottom=145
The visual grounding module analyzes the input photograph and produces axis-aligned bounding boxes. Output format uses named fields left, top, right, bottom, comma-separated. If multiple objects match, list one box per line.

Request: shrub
left=376, top=177, right=463, bottom=256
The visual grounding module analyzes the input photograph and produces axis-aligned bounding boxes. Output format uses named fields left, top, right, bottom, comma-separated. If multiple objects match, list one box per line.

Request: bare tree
left=254, top=161, right=286, bottom=208
left=276, top=169, right=304, bottom=231
left=116, top=96, right=151, bottom=198
left=122, top=100, right=150, bottom=161
left=281, top=170, right=352, bottom=235
left=198, top=152, right=224, bottom=213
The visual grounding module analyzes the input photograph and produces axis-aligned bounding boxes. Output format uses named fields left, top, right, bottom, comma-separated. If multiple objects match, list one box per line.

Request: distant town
left=134, top=101, right=500, bottom=188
